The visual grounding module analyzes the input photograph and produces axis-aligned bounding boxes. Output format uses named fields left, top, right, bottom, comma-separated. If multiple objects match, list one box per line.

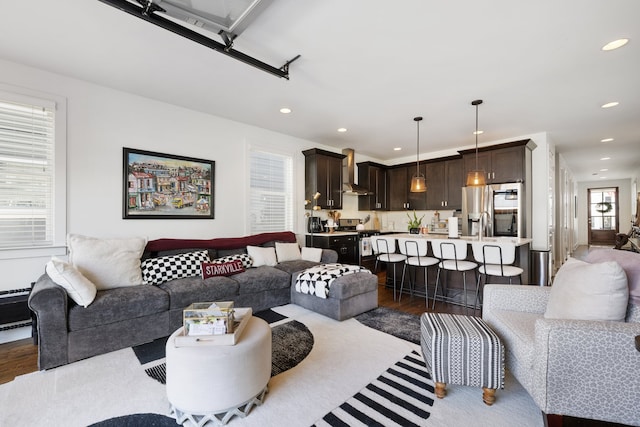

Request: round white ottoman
left=166, top=316, right=271, bottom=426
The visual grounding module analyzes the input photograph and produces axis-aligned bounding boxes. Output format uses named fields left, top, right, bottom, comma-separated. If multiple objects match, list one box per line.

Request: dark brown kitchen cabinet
left=306, top=234, right=358, bottom=264
left=303, top=148, right=345, bottom=209
left=461, top=140, right=533, bottom=184
left=425, top=157, right=463, bottom=210
left=357, top=161, right=387, bottom=210
left=388, top=164, right=427, bottom=211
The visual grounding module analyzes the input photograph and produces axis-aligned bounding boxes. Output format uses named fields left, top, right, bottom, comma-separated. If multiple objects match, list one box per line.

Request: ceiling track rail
left=97, top=0, right=300, bottom=79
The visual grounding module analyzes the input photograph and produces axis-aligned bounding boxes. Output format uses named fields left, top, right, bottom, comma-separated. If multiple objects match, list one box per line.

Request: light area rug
left=0, top=304, right=543, bottom=427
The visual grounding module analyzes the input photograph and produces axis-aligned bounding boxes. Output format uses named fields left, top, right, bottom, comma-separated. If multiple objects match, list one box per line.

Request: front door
left=587, top=187, right=618, bottom=246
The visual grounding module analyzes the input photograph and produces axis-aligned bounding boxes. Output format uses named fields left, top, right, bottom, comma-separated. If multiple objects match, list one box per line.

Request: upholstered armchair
left=482, top=249, right=640, bottom=426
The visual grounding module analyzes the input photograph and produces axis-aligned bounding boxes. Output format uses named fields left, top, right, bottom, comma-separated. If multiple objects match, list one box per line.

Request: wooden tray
left=174, top=307, right=252, bottom=346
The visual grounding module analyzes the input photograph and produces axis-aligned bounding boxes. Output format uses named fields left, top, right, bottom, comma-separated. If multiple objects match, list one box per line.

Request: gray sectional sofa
left=29, top=232, right=353, bottom=370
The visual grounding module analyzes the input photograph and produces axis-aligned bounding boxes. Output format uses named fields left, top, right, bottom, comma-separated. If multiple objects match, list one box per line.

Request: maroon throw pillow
left=201, top=260, right=245, bottom=278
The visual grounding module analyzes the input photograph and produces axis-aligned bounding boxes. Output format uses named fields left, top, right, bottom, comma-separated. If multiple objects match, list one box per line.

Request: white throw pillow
left=67, top=234, right=147, bottom=290
left=301, top=247, right=323, bottom=263
left=544, top=257, right=629, bottom=321
left=246, top=245, right=277, bottom=267
left=46, top=257, right=97, bottom=307
left=275, top=242, right=301, bottom=262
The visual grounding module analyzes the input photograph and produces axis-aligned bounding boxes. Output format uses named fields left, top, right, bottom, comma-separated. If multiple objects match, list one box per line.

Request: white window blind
left=249, top=150, right=293, bottom=234
left=0, top=97, right=55, bottom=249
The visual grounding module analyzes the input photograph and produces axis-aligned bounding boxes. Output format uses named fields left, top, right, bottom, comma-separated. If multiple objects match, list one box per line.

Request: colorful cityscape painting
left=123, top=147, right=214, bottom=219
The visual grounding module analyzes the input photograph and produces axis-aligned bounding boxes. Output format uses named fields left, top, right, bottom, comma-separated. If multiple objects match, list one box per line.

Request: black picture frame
left=123, top=147, right=215, bottom=219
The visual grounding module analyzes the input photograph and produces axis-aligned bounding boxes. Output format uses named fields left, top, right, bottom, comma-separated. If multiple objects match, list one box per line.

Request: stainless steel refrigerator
left=461, top=183, right=525, bottom=238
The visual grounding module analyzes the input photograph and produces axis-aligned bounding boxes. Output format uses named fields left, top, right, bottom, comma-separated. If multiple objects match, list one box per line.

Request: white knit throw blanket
left=294, top=263, right=369, bottom=299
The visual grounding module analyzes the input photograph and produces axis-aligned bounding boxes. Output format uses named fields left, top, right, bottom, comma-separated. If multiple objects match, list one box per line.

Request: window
left=0, top=87, right=66, bottom=254
left=249, top=149, right=293, bottom=234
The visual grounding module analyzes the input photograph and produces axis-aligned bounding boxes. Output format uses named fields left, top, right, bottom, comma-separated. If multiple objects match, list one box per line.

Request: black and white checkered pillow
left=212, top=253, right=253, bottom=269
left=141, top=250, right=210, bottom=285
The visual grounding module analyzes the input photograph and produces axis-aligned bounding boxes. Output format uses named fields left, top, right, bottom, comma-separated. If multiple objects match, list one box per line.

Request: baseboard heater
left=0, top=288, right=32, bottom=332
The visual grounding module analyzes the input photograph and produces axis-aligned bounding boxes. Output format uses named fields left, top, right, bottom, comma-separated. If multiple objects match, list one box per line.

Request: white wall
left=0, top=58, right=354, bottom=296
left=576, top=179, right=632, bottom=245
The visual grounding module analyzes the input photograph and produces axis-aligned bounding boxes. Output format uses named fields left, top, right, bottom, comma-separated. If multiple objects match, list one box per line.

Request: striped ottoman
left=420, top=313, right=504, bottom=405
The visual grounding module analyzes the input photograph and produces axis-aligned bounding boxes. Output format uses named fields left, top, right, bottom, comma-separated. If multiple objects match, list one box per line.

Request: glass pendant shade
left=410, top=175, right=427, bottom=192
left=466, top=170, right=486, bottom=186
left=467, top=99, right=486, bottom=187
left=410, top=116, right=426, bottom=192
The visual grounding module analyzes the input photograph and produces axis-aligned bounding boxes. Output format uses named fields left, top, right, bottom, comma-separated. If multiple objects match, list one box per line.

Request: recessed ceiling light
left=279, top=107, right=292, bottom=114
left=601, top=102, right=619, bottom=109
left=602, top=38, right=629, bottom=51
left=600, top=157, right=611, bottom=161
left=473, top=130, right=484, bottom=135
left=601, top=138, right=614, bottom=143
left=393, top=147, right=402, bottom=151
left=600, top=168, right=609, bottom=172
left=600, top=176, right=607, bottom=179
left=337, top=127, right=347, bottom=133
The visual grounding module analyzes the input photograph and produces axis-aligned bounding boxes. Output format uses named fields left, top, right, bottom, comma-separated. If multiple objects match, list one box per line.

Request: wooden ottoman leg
left=435, top=382, right=447, bottom=399
left=482, top=388, right=496, bottom=406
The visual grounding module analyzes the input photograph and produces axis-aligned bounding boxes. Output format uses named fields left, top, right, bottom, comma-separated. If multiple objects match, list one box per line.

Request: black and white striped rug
left=312, top=350, right=435, bottom=427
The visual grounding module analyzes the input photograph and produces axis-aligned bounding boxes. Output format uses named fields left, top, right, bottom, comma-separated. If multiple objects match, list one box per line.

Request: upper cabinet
left=425, top=157, right=463, bottom=210
left=388, top=164, right=427, bottom=211
left=460, top=140, right=535, bottom=184
left=357, top=162, right=388, bottom=210
left=303, top=148, right=345, bottom=209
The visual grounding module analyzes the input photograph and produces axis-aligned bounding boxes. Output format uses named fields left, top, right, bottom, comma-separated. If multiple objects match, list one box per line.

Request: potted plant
left=406, top=211, right=425, bottom=232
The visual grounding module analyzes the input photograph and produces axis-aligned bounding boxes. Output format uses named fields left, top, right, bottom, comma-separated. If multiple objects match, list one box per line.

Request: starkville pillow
left=544, top=257, right=629, bottom=321
left=246, top=245, right=277, bottom=267
left=141, top=250, right=210, bottom=285
left=67, top=234, right=147, bottom=290
left=202, top=260, right=245, bottom=278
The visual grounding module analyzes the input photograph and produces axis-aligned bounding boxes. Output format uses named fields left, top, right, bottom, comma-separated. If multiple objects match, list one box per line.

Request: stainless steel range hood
left=342, top=148, right=371, bottom=195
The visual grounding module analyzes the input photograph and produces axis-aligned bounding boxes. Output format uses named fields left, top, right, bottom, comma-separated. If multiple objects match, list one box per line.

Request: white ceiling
left=1, top=0, right=639, bottom=182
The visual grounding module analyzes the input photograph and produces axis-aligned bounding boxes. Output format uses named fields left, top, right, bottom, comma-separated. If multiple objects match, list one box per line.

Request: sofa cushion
left=141, top=250, right=210, bottom=285
left=232, top=266, right=290, bottom=294
left=585, top=248, right=640, bottom=306
left=212, top=253, right=253, bottom=269
left=247, top=246, right=277, bottom=267
left=274, top=260, right=322, bottom=275
left=488, top=309, right=539, bottom=372
left=46, top=257, right=97, bottom=307
left=68, top=234, right=147, bottom=290
left=301, top=247, right=323, bottom=262
left=275, top=242, right=301, bottom=262
left=68, top=285, right=169, bottom=331
left=545, top=257, right=628, bottom=321
left=159, top=276, right=239, bottom=309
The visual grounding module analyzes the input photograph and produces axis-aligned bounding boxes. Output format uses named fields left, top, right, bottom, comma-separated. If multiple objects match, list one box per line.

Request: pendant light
left=466, top=99, right=486, bottom=187
left=410, top=116, right=426, bottom=192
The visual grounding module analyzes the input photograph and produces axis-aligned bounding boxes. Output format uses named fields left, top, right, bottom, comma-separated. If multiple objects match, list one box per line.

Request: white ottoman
left=166, top=316, right=271, bottom=426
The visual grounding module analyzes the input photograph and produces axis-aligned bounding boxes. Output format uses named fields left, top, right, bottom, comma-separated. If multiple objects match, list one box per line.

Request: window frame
left=0, top=84, right=67, bottom=259
left=247, top=145, right=295, bottom=235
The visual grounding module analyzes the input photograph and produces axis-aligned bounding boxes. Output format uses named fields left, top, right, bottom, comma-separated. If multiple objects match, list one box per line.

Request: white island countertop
left=387, top=233, right=533, bottom=247
left=306, top=232, right=359, bottom=236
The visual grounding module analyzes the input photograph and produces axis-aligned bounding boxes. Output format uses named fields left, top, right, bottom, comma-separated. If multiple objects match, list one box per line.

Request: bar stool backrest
left=431, top=238, right=468, bottom=261
left=371, top=236, right=397, bottom=254
left=397, top=238, right=428, bottom=257
left=471, top=241, right=516, bottom=266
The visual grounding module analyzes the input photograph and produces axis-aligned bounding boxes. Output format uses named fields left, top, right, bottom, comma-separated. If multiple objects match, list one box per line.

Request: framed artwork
left=123, top=147, right=215, bottom=219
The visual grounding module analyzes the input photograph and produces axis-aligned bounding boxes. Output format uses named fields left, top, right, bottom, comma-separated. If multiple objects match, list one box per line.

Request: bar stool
left=397, top=237, right=438, bottom=306
left=431, top=238, right=478, bottom=312
left=371, top=236, right=406, bottom=301
left=471, top=240, right=523, bottom=309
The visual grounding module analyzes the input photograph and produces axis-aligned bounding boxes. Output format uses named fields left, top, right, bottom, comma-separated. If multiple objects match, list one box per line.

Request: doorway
left=587, top=187, right=618, bottom=246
